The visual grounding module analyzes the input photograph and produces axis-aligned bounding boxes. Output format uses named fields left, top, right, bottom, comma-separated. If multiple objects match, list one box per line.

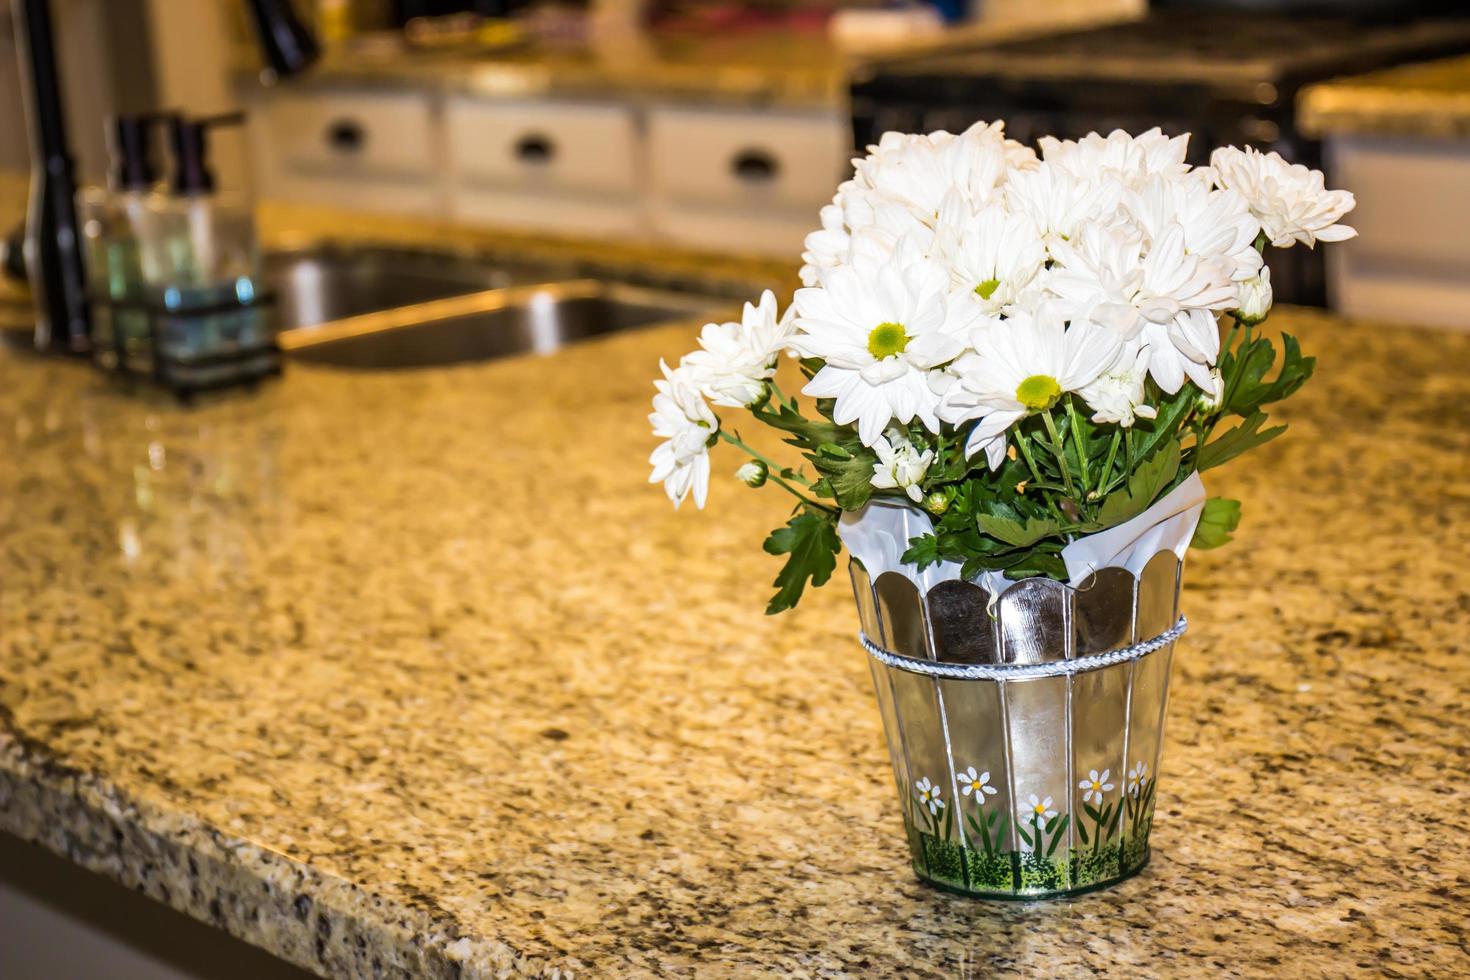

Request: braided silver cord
left=861, top=615, right=1188, bottom=681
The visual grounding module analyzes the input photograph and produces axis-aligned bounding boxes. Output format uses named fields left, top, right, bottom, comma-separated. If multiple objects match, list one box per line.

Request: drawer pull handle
left=325, top=119, right=365, bottom=153
left=732, top=149, right=779, bottom=183
left=515, top=133, right=555, bottom=165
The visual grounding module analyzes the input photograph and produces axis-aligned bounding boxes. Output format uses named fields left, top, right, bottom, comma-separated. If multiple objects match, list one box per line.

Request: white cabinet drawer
left=446, top=97, right=638, bottom=195
left=263, top=90, right=437, bottom=180
left=647, top=106, right=848, bottom=212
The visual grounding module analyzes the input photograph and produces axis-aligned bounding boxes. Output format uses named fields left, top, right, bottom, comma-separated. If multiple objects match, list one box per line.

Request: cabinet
left=1326, top=133, right=1470, bottom=330
left=246, top=84, right=850, bottom=259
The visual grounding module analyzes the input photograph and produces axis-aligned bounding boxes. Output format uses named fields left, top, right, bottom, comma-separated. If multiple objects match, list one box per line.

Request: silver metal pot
left=851, top=551, right=1186, bottom=899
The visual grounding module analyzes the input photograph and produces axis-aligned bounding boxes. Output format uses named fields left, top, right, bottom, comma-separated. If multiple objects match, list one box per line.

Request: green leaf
left=1076, top=816, right=1091, bottom=845
left=1045, top=814, right=1070, bottom=857
left=1225, top=332, right=1315, bottom=415
left=1097, top=440, right=1181, bottom=527
left=761, top=510, right=842, bottom=615
left=811, top=446, right=877, bottom=511
left=1000, top=550, right=1068, bottom=581
left=1127, top=386, right=1195, bottom=470
left=901, top=534, right=944, bottom=571
left=1196, top=412, right=1285, bottom=471
left=975, top=512, right=1061, bottom=548
left=1191, top=497, right=1243, bottom=550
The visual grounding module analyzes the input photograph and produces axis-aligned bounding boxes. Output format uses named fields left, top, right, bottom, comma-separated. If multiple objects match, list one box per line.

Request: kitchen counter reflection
left=2, top=303, right=1469, bottom=977
left=1300, top=54, right=1470, bottom=139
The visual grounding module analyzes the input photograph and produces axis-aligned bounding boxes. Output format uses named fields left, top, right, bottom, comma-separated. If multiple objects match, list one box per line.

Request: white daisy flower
left=790, top=252, right=974, bottom=447
left=1050, top=222, right=1233, bottom=394
left=959, top=766, right=998, bottom=804
left=1233, top=266, right=1273, bottom=326
left=683, top=290, right=792, bottom=409
left=1078, top=768, right=1115, bottom=805
left=937, top=302, right=1122, bottom=463
left=1040, top=127, right=1192, bottom=188
left=1127, top=761, right=1149, bottom=798
left=1209, top=145, right=1357, bottom=248
left=1004, top=162, right=1123, bottom=249
left=648, top=360, right=717, bottom=509
left=1126, top=174, right=1263, bottom=283
left=799, top=200, right=848, bottom=288
left=938, top=202, right=1047, bottom=314
left=856, top=121, right=1013, bottom=220
left=1022, top=794, right=1057, bottom=824
left=869, top=428, right=934, bottom=502
left=1078, top=346, right=1157, bottom=427
left=915, top=777, right=945, bottom=815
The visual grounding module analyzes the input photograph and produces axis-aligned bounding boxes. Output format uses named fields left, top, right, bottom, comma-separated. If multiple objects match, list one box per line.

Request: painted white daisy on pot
left=1127, top=762, right=1149, bottom=798
left=915, top=777, right=945, bottom=815
left=1023, top=794, right=1057, bottom=825
left=1210, top=145, right=1357, bottom=248
left=959, top=767, right=998, bottom=803
left=648, top=122, right=1353, bottom=613
left=1079, top=769, right=1115, bottom=805
left=790, top=252, right=975, bottom=447
left=870, top=429, right=934, bottom=502
left=647, top=360, right=718, bottom=510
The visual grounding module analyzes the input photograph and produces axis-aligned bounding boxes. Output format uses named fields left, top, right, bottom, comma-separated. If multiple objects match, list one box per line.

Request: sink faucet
left=10, top=0, right=320, bottom=354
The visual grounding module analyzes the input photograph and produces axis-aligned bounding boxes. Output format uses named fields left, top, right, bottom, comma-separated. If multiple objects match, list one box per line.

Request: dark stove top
left=868, top=13, right=1470, bottom=95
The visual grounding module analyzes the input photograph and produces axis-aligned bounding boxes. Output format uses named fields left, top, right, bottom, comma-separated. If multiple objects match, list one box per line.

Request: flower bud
left=736, top=460, right=768, bottom=488
left=742, top=380, right=773, bottom=409
left=1196, top=368, right=1225, bottom=414
left=923, top=488, right=954, bottom=517
left=1232, top=267, right=1273, bottom=326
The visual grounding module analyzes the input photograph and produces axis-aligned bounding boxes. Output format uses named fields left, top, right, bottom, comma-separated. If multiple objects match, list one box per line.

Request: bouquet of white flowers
left=650, top=124, right=1355, bottom=614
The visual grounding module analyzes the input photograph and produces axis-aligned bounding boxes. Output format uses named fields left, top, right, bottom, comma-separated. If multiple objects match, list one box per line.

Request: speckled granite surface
left=1, top=307, right=1468, bottom=978
left=1300, top=55, right=1470, bottom=140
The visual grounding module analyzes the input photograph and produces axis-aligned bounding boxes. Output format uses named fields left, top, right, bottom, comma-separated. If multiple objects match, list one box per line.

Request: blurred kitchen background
left=3, top=0, right=1470, bottom=330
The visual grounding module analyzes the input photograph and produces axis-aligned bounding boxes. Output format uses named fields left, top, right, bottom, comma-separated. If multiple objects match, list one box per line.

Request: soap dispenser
left=138, top=111, right=276, bottom=391
left=78, top=113, right=165, bottom=373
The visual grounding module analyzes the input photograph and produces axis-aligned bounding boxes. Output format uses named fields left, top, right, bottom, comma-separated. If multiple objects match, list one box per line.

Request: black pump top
left=110, top=114, right=161, bottom=191
left=168, top=112, right=245, bottom=196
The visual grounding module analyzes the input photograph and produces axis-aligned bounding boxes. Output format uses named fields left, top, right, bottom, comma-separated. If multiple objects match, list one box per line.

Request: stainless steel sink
left=278, top=280, right=723, bottom=369
left=264, top=244, right=569, bottom=330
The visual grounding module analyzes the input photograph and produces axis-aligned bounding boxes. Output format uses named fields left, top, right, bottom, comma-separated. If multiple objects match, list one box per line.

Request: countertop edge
left=0, top=724, right=567, bottom=979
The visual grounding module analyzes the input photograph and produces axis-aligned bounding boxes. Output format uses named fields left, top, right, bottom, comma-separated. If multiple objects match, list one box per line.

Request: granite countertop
left=2, top=289, right=1468, bottom=976
left=1299, top=54, right=1470, bottom=140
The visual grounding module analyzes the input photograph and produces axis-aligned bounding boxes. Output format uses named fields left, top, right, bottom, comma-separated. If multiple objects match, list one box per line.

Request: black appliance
left=850, top=5, right=1470, bottom=306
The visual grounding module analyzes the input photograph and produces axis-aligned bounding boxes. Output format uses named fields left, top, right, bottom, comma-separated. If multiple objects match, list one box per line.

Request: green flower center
left=1016, top=374, right=1062, bottom=411
left=867, top=321, right=909, bottom=359
left=974, top=278, right=1001, bottom=301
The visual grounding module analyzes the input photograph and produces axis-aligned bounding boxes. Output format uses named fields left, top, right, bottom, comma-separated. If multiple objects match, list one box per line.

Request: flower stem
left=1064, top=396, right=1092, bottom=494
left=769, top=379, right=795, bottom=411
left=1097, top=429, right=1122, bottom=497
left=1040, top=410, right=1078, bottom=500
left=717, top=430, right=835, bottom=513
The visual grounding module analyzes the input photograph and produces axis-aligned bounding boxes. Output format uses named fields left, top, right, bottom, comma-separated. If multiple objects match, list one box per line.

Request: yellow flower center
left=1034, top=804, right=1046, bottom=815
left=1016, top=374, right=1062, bottom=411
left=867, top=322, right=909, bottom=359
left=1091, top=781, right=1101, bottom=790
left=974, top=278, right=1001, bottom=301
